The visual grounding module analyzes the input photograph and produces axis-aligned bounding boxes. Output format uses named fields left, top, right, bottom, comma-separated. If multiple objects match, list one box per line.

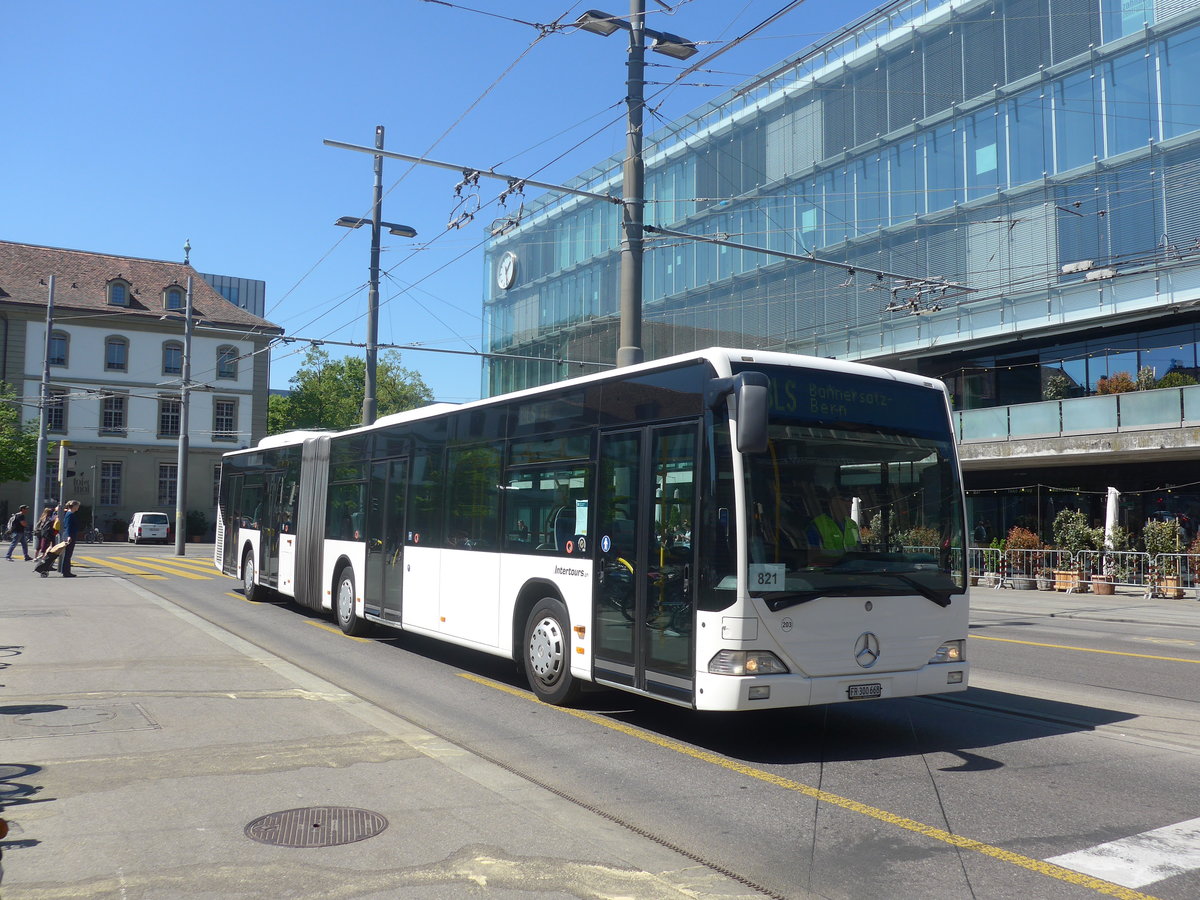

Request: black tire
left=523, top=598, right=581, bottom=705
left=334, top=566, right=370, bottom=636
left=242, top=549, right=263, bottom=602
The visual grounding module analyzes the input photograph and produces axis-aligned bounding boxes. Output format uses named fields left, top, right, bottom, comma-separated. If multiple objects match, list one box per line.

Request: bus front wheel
left=523, top=599, right=581, bottom=706
left=335, top=567, right=370, bottom=637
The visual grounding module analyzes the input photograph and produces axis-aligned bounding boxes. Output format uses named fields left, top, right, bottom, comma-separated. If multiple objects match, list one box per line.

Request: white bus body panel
left=438, top=550, right=501, bottom=647
left=278, top=532, right=297, bottom=595
left=403, top=545, right=441, bottom=632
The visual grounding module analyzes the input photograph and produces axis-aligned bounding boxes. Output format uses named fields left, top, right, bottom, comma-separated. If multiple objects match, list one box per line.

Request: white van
left=128, top=512, right=170, bottom=544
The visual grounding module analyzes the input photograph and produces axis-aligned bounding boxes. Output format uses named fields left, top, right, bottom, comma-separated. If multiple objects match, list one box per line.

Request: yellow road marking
left=77, top=556, right=167, bottom=579
left=458, top=672, right=1160, bottom=900
left=225, top=592, right=253, bottom=603
left=971, top=634, right=1200, bottom=664
left=106, top=558, right=211, bottom=579
left=305, top=620, right=372, bottom=643
left=130, top=556, right=223, bottom=575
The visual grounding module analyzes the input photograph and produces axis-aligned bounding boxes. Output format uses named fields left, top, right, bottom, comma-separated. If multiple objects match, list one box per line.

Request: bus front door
left=365, top=457, right=408, bottom=623
left=594, top=423, right=698, bottom=705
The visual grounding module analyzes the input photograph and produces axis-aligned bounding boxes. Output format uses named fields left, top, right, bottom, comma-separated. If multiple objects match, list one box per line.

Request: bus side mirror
left=707, top=372, right=769, bottom=454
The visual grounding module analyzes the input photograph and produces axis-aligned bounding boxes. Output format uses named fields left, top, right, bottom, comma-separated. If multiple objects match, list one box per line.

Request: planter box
left=1091, top=576, right=1116, bottom=595
left=1053, top=569, right=1089, bottom=592
left=1012, top=576, right=1036, bottom=590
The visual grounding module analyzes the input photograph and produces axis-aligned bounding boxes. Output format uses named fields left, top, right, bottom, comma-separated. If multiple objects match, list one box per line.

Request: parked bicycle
left=82, top=525, right=104, bottom=544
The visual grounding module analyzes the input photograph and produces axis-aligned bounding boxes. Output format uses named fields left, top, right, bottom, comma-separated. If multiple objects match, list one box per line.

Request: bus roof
left=233, top=348, right=945, bottom=454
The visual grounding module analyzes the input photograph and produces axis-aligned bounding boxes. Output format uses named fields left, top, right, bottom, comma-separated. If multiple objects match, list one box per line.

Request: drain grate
left=244, top=806, right=388, bottom=848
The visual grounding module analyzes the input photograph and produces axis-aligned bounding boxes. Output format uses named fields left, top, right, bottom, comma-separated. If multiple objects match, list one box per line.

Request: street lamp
left=335, top=124, right=418, bottom=427
left=173, top=275, right=193, bottom=556
left=574, top=4, right=696, bottom=368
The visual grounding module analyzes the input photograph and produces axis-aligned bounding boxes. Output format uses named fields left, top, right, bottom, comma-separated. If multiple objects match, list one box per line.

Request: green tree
left=267, top=347, right=434, bottom=434
left=0, top=383, right=38, bottom=485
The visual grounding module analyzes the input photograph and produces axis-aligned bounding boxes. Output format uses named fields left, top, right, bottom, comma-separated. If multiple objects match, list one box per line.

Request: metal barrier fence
left=960, top=546, right=1197, bottom=596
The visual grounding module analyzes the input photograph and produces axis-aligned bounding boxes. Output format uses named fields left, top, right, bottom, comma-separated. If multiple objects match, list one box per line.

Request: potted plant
left=1051, top=509, right=1100, bottom=592
left=983, top=538, right=1005, bottom=587
left=1004, top=526, right=1041, bottom=590
left=1143, top=518, right=1184, bottom=598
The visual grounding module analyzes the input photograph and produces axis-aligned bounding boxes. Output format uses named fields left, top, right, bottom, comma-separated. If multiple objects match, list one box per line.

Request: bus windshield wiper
left=867, top=571, right=954, bottom=607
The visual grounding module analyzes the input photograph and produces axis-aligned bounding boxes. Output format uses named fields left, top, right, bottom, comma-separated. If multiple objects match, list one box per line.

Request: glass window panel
left=965, top=107, right=1005, bottom=200
left=856, top=154, right=885, bottom=235
left=889, top=140, right=925, bottom=225
left=105, top=338, right=127, bottom=372
left=1008, top=90, right=1049, bottom=186
left=1103, top=49, right=1154, bottom=156
left=926, top=125, right=961, bottom=213
left=1102, top=0, right=1153, bottom=41
left=49, top=332, right=68, bottom=366
left=1162, top=26, right=1200, bottom=139
left=825, top=168, right=852, bottom=246
left=163, top=342, right=183, bottom=376
left=1092, top=348, right=1139, bottom=390
left=1140, top=327, right=1197, bottom=383
left=1055, top=70, right=1100, bottom=172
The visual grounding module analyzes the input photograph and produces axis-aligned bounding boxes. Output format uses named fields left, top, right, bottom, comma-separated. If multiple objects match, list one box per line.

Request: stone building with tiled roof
left=0, top=240, right=282, bottom=537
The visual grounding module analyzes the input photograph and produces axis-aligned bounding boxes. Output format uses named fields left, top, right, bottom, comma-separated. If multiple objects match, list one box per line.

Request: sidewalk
left=0, top=568, right=762, bottom=899
left=969, top=581, right=1200, bottom=628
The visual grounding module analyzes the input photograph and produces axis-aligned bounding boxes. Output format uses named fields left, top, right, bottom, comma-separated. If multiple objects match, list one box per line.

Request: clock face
left=496, top=252, right=517, bottom=290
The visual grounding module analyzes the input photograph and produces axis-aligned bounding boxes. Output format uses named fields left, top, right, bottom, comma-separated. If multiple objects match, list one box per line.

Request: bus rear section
left=689, top=360, right=969, bottom=711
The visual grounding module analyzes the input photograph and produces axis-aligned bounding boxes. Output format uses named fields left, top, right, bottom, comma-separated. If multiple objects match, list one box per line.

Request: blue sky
left=3, top=0, right=879, bottom=403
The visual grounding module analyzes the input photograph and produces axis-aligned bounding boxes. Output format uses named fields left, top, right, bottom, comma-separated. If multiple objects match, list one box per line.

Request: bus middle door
left=364, top=457, right=408, bottom=623
left=594, top=423, right=698, bottom=705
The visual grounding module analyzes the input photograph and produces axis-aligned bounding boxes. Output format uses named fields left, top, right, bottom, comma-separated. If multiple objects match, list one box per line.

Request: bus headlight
left=929, top=640, right=964, bottom=664
left=708, top=650, right=789, bottom=676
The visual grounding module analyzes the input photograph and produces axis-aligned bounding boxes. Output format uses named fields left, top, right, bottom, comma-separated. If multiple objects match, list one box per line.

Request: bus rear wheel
left=523, top=598, right=580, bottom=706
left=335, top=567, right=370, bottom=637
left=242, top=550, right=262, bottom=602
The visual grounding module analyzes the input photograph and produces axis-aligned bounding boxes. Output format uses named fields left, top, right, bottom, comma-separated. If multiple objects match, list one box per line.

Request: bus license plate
left=848, top=683, right=882, bottom=700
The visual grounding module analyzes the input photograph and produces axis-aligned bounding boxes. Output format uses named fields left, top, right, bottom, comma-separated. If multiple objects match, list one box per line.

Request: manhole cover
left=244, top=806, right=388, bottom=848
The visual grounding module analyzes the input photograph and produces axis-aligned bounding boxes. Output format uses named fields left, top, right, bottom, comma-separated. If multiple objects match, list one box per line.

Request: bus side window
left=502, top=464, right=590, bottom=555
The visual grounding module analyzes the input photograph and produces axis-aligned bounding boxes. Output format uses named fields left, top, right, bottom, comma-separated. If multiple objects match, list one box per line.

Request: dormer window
left=164, top=286, right=184, bottom=311
left=107, top=279, right=130, bottom=307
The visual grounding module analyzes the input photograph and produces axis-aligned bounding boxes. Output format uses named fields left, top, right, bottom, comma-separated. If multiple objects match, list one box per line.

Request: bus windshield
left=738, top=367, right=965, bottom=610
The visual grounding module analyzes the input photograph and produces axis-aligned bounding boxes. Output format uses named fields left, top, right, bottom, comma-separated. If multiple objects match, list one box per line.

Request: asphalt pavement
left=2, top=557, right=1198, bottom=899
left=0, top=555, right=762, bottom=900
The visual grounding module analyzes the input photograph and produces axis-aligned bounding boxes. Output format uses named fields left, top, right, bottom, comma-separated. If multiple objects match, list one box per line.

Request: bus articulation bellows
left=216, top=348, right=969, bottom=711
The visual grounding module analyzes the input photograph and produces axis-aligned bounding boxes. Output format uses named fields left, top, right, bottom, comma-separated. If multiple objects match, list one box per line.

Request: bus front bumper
left=693, top=662, right=970, bottom=711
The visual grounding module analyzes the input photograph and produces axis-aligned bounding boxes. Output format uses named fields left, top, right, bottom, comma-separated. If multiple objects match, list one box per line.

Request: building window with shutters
left=158, top=396, right=181, bottom=438
left=99, top=461, right=123, bottom=506
left=158, top=464, right=178, bottom=506
left=213, top=398, right=238, bottom=442
left=105, top=336, right=129, bottom=372
left=46, top=389, right=67, bottom=433
left=100, top=394, right=127, bottom=436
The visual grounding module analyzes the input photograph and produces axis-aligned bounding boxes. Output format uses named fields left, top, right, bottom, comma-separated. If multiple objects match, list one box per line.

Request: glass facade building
left=483, top=0, right=1200, bottom=540
left=485, top=0, right=1200, bottom=409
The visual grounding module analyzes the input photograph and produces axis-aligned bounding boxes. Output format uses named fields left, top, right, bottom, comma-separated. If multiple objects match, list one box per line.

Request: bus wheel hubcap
left=338, top=582, right=352, bottom=621
left=529, top=616, right=564, bottom=683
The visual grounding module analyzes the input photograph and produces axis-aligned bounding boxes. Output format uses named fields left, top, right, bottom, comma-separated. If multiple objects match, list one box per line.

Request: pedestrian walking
left=58, top=500, right=81, bottom=577
left=32, top=507, right=55, bottom=559
left=5, top=505, right=31, bottom=561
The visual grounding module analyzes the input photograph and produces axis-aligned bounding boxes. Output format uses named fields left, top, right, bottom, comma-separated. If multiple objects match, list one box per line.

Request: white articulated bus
left=216, top=348, right=969, bottom=710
